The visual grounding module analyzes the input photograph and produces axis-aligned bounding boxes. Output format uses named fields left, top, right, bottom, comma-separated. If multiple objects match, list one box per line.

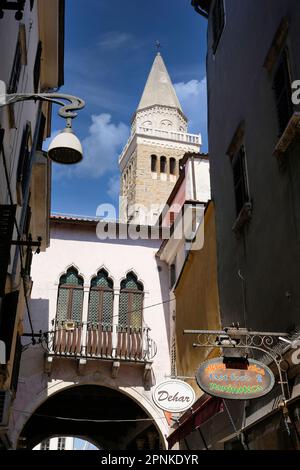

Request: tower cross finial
left=155, top=40, right=161, bottom=52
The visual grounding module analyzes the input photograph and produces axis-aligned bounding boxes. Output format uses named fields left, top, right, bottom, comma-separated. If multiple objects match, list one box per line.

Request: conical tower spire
left=137, top=52, right=183, bottom=112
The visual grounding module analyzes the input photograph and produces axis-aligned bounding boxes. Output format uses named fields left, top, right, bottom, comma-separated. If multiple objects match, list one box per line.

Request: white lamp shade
left=48, top=128, right=83, bottom=164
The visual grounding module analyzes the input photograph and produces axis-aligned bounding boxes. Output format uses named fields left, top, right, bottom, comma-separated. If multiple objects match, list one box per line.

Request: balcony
left=47, top=320, right=157, bottom=364
left=119, top=126, right=201, bottom=164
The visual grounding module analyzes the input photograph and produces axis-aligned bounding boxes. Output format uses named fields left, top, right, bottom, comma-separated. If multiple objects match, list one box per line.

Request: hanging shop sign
left=196, top=357, right=275, bottom=400
left=152, top=379, right=196, bottom=413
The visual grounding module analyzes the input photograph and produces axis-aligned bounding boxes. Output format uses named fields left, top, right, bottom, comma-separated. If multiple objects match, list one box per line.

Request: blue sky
left=48, top=0, right=208, bottom=216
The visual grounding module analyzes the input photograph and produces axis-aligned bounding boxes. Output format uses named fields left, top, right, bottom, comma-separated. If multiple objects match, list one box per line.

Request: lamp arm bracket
left=2, top=93, right=85, bottom=119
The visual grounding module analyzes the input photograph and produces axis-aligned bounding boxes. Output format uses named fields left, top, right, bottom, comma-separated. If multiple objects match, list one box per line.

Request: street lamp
left=1, top=92, right=85, bottom=164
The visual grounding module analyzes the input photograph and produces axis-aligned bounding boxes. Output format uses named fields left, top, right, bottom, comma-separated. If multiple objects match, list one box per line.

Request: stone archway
left=17, top=384, right=164, bottom=450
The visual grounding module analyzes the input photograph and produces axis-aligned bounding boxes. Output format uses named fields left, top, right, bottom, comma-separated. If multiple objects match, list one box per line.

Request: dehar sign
left=152, top=379, right=195, bottom=413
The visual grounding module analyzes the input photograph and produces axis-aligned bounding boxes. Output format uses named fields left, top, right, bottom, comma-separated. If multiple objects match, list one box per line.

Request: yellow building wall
left=174, top=202, right=221, bottom=396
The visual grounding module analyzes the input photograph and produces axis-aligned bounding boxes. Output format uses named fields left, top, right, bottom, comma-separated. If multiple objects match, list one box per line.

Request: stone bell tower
left=119, top=52, right=201, bottom=224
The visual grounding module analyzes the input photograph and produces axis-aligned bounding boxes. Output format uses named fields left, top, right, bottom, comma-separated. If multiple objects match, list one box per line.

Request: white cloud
left=52, top=113, right=129, bottom=180
left=78, top=114, right=129, bottom=178
left=98, top=31, right=133, bottom=50
left=174, top=78, right=208, bottom=149
left=107, top=173, right=120, bottom=200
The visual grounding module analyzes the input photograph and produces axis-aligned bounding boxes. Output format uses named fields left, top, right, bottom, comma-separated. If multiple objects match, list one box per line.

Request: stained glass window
left=119, top=272, right=143, bottom=329
left=88, top=269, right=114, bottom=327
left=56, top=267, right=84, bottom=324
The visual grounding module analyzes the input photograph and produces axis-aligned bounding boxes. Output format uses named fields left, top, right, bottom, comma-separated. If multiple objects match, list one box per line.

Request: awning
left=167, top=394, right=224, bottom=449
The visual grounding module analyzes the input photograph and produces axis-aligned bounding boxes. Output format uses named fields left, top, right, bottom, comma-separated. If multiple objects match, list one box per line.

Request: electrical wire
left=12, top=408, right=167, bottom=423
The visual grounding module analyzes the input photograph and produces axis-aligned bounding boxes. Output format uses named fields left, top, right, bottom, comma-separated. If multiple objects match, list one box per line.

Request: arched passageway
left=18, top=385, right=162, bottom=450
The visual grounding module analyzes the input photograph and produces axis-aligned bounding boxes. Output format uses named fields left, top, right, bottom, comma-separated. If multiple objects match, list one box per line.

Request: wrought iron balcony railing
left=49, top=320, right=157, bottom=362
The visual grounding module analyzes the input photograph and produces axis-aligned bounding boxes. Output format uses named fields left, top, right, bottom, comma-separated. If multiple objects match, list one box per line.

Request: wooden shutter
left=0, top=205, right=17, bottom=296
left=11, top=334, right=22, bottom=393
left=0, top=290, right=19, bottom=362
left=17, top=123, right=31, bottom=196
left=34, top=41, right=42, bottom=93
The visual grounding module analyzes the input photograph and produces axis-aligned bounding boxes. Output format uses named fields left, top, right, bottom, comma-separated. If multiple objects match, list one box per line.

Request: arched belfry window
left=160, top=156, right=167, bottom=173
left=119, top=272, right=144, bottom=329
left=88, top=269, right=114, bottom=326
left=170, top=158, right=176, bottom=175
left=151, top=154, right=157, bottom=173
left=56, top=267, right=84, bottom=323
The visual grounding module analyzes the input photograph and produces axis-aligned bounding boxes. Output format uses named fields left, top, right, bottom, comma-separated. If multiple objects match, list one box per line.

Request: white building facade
left=10, top=218, right=171, bottom=450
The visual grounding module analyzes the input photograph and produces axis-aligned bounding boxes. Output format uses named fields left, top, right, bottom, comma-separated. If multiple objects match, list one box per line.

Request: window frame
left=272, top=47, right=294, bottom=137
left=57, top=437, right=66, bottom=451
left=88, top=270, right=114, bottom=326
left=17, top=122, right=32, bottom=198
left=160, top=156, right=167, bottom=174
left=119, top=273, right=144, bottom=329
left=7, top=38, right=22, bottom=95
left=33, top=41, right=42, bottom=93
left=212, top=0, right=225, bottom=54
left=151, top=154, right=157, bottom=173
left=169, top=157, right=176, bottom=176
left=56, top=268, right=84, bottom=324
left=41, top=439, right=50, bottom=451
left=232, top=144, right=250, bottom=217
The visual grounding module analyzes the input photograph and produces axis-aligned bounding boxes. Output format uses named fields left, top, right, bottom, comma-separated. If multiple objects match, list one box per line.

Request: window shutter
left=212, top=0, right=225, bottom=53
left=7, top=40, right=22, bottom=94
left=34, top=41, right=42, bottom=93
left=0, top=290, right=19, bottom=362
left=119, top=273, right=143, bottom=329
left=11, top=334, right=22, bottom=393
left=36, top=112, right=46, bottom=150
left=17, top=123, right=31, bottom=196
left=273, top=50, right=294, bottom=135
left=56, top=268, right=84, bottom=323
left=232, top=146, right=249, bottom=215
left=0, top=205, right=17, bottom=296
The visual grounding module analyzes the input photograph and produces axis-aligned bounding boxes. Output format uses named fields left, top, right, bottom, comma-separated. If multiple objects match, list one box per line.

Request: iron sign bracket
left=183, top=327, right=300, bottom=445
left=183, top=327, right=290, bottom=402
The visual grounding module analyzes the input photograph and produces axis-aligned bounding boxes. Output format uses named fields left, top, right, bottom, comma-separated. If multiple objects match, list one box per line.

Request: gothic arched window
left=119, top=272, right=144, bottom=329
left=160, top=156, right=167, bottom=173
left=56, top=267, right=84, bottom=323
left=170, top=158, right=176, bottom=175
left=88, top=269, right=114, bottom=326
left=151, top=154, right=157, bottom=173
